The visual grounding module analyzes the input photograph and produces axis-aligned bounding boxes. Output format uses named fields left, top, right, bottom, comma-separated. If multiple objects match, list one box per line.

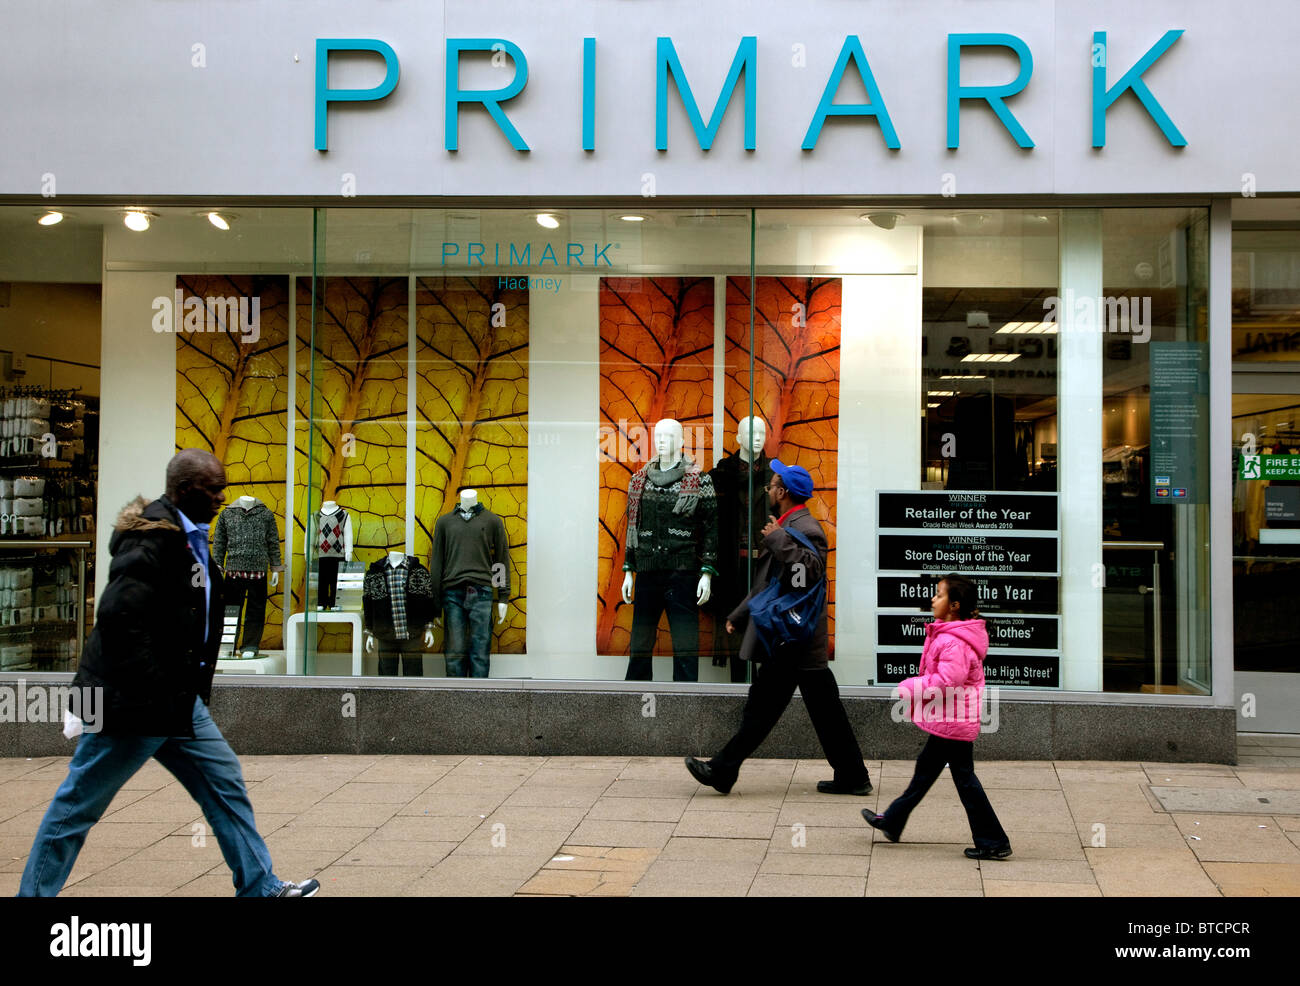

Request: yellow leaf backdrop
left=175, top=275, right=289, bottom=649
left=413, top=276, right=528, bottom=653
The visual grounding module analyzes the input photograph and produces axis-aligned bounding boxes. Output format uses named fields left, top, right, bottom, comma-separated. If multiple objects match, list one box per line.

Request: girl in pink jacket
left=862, top=574, right=1012, bottom=860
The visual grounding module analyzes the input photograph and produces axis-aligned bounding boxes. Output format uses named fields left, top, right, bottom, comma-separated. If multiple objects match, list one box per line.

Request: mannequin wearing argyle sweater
left=621, top=418, right=717, bottom=683
left=309, top=503, right=353, bottom=609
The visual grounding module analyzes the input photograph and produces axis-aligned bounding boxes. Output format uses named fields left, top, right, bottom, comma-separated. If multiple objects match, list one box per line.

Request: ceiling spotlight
left=619, top=214, right=646, bottom=222
left=206, top=211, right=232, bottom=230
left=954, top=213, right=987, bottom=230
left=862, top=212, right=901, bottom=230
left=535, top=213, right=560, bottom=229
left=37, top=211, right=64, bottom=226
left=123, top=210, right=155, bottom=232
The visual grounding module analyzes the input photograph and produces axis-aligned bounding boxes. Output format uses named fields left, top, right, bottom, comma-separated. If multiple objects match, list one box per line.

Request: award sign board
left=876, top=491, right=1060, bottom=689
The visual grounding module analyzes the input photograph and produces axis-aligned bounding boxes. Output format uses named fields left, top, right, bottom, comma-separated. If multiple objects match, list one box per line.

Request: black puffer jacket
left=72, top=495, right=223, bottom=736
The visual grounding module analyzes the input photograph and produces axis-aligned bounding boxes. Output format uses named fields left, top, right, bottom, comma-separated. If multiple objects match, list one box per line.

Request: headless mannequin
left=433, top=489, right=508, bottom=627
left=710, top=416, right=771, bottom=681
left=237, top=495, right=278, bottom=588
left=311, top=500, right=351, bottom=610
left=364, top=551, right=435, bottom=653
left=622, top=419, right=712, bottom=606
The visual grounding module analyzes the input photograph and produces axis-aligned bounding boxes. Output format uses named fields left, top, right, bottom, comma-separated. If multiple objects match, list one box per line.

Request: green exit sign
left=1240, top=454, right=1300, bottom=481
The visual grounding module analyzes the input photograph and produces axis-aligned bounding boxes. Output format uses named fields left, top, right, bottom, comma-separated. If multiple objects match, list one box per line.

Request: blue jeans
left=443, top=583, right=493, bottom=678
left=18, top=697, right=282, bottom=897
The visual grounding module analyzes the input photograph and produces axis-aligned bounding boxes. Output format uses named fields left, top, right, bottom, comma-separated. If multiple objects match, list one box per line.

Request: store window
left=0, top=203, right=1213, bottom=696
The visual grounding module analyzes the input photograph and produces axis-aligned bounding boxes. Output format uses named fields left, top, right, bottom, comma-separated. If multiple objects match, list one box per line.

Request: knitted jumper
left=623, top=457, right=718, bottom=574
left=212, top=500, right=282, bottom=574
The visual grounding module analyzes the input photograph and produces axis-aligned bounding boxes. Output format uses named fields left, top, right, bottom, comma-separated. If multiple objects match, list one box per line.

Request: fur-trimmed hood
left=114, top=495, right=181, bottom=533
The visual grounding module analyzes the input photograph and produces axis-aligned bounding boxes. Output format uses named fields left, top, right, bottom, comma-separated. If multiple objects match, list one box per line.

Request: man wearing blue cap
left=685, top=459, right=872, bottom=796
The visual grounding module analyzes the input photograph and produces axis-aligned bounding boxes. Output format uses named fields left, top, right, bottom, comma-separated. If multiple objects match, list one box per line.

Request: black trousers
left=318, top=556, right=341, bottom=608
left=224, top=575, right=267, bottom=653
left=626, top=569, right=699, bottom=683
left=712, top=569, right=754, bottom=684
left=880, top=733, right=1010, bottom=851
left=376, top=635, right=424, bottom=677
left=710, top=663, right=868, bottom=786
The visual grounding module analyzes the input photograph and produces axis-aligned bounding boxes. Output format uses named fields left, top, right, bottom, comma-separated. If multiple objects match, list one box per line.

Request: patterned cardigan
left=362, top=556, right=436, bottom=639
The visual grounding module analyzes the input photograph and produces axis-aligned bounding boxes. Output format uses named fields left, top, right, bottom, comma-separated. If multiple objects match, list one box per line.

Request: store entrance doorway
left=1233, top=371, right=1300, bottom=732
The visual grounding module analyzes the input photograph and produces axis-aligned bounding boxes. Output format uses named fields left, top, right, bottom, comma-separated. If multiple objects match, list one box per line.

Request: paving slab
left=1085, top=848, right=1221, bottom=896
left=749, top=873, right=865, bottom=896
left=585, top=797, right=690, bottom=822
left=658, top=837, right=769, bottom=863
left=983, top=880, right=1101, bottom=897
left=1202, top=861, right=1300, bottom=896
left=1151, top=787, right=1300, bottom=815
left=673, top=809, right=777, bottom=839
left=567, top=819, right=678, bottom=849
left=1171, top=814, right=1300, bottom=863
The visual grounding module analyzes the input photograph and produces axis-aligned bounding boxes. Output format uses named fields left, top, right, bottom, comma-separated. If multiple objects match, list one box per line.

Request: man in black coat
left=685, top=460, right=872, bottom=796
left=18, top=449, right=318, bottom=897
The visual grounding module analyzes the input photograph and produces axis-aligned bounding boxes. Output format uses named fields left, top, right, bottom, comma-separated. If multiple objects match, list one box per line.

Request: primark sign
left=314, top=31, right=1187, bottom=153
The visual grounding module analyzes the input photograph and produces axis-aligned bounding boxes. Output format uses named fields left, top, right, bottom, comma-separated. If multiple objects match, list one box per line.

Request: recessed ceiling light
left=206, top=211, right=233, bottom=230
left=862, top=212, right=901, bottom=230
left=123, top=210, right=155, bottom=232
left=536, top=213, right=560, bottom=229
left=619, top=214, right=646, bottom=222
left=37, top=211, right=64, bottom=226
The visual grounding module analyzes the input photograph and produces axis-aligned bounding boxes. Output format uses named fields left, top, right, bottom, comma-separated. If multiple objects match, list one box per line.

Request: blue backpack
left=748, top=525, right=826, bottom=659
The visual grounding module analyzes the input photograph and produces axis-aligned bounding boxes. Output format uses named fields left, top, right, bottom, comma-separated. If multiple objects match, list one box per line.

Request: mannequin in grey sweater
left=429, top=489, right=509, bottom=677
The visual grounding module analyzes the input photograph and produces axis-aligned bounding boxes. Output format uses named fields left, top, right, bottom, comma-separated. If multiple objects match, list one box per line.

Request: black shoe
left=684, top=756, right=734, bottom=795
left=963, top=845, right=1012, bottom=860
left=817, top=779, right=873, bottom=796
left=275, top=878, right=320, bottom=897
left=861, top=810, right=899, bottom=843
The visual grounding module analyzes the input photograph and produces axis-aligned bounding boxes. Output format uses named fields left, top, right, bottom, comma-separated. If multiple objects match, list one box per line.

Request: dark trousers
left=880, top=734, right=1010, bottom=851
left=224, top=575, right=267, bottom=653
left=626, top=569, right=699, bottom=683
left=376, top=635, right=424, bottom=677
left=710, top=663, right=868, bottom=786
left=318, top=557, right=341, bottom=608
left=713, top=576, right=753, bottom=684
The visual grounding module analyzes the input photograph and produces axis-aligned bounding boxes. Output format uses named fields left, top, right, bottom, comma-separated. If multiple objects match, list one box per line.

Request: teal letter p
left=315, top=39, right=400, bottom=151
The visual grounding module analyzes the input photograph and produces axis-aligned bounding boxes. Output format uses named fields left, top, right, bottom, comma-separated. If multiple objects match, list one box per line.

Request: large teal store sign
left=313, top=31, right=1185, bottom=152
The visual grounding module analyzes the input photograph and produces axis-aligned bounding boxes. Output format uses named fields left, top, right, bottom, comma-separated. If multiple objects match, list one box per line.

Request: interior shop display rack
left=0, top=386, right=98, bottom=672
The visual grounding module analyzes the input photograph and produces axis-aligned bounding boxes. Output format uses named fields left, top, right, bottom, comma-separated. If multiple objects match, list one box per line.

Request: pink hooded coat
left=896, top=619, right=989, bottom=743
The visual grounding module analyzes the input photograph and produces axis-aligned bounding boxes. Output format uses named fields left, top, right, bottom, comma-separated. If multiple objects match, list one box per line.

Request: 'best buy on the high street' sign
left=1240, top=454, right=1300, bottom=481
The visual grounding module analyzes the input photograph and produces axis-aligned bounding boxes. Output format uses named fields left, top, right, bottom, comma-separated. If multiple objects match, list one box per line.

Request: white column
left=522, top=275, right=601, bottom=676
left=1058, top=211, right=1104, bottom=691
left=1209, top=199, right=1234, bottom=707
left=96, top=268, right=177, bottom=607
left=838, top=228, right=923, bottom=683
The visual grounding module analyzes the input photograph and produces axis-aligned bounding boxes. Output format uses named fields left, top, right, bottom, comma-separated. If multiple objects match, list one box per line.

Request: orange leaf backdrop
left=597, top=277, right=715, bottom=656
left=725, top=277, right=841, bottom=655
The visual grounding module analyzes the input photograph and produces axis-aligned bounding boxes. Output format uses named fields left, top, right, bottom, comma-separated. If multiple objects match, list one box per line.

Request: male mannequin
left=622, top=418, right=717, bottom=682
left=310, top=500, right=353, bottom=610
left=212, top=494, right=281, bottom=658
left=429, top=488, right=509, bottom=678
left=362, top=551, right=436, bottom=676
left=709, top=416, right=773, bottom=683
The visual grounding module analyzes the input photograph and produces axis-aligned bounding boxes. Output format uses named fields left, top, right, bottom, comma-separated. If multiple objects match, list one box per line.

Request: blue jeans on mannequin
left=18, top=697, right=282, bottom=897
left=443, top=583, right=493, bottom=678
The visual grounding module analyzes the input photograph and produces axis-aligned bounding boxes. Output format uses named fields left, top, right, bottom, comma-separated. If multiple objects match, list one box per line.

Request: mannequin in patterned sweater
left=621, top=418, right=717, bottom=682
left=213, top=495, right=281, bottom=658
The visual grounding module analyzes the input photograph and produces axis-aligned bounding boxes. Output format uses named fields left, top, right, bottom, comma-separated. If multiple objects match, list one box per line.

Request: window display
left=620, top=417, right=718, bottom=682
left=428, top=487, right=510, bottom=678
left=212, top=495, right=283, bottom=658
left=362, top=552, right=436, bottom=676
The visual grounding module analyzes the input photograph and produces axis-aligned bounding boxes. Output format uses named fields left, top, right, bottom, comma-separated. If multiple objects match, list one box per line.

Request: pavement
left=1, top=733, right=1298, bottom=897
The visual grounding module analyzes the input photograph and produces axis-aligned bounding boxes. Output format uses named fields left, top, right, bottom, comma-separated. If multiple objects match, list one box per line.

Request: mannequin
left=709, top=416, right=774, bottom=682
left=213, top=494, right=282, bottom=658
left=429, top=488, right=510, bottom=678
left=362, top=550, right=436, bottom=676
left=621, top=418, right=718, bottom=682
left=310, top=500, right=353, bottom=610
